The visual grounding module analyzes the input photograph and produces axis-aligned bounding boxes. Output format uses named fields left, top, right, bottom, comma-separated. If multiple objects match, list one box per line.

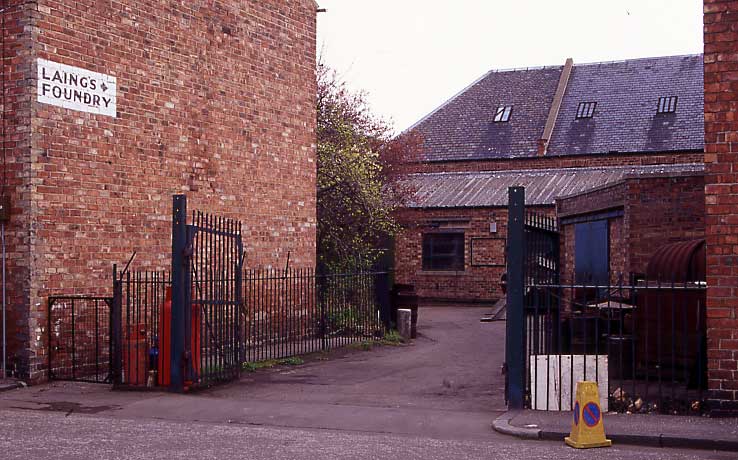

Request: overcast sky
left=316, top=0, right=704, bottom=133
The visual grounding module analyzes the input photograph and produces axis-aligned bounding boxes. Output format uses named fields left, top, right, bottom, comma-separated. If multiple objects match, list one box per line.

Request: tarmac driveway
left=211, top=305, right=507, bottom=413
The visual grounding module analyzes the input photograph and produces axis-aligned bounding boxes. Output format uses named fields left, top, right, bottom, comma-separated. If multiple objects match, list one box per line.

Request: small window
left=576, top=102, right=597, bottom=119
left=657, top=96, right=677, bottom=113
left=422, top=233, right=465, bottom=271
left=494, top=105, right=512, bottom=122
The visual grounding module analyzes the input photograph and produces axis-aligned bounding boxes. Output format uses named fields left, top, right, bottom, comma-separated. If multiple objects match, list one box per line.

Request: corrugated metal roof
left=405, top=163, right=704, bottom=208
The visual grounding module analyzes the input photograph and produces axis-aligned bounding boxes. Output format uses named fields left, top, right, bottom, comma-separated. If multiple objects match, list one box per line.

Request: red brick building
left=556, top=169, right=706, bottom=286
left=397, top=55, right=705, bottom=303
left=704, top=0, right=738, bottom=414
left=1, top=1, right=318, bottom=381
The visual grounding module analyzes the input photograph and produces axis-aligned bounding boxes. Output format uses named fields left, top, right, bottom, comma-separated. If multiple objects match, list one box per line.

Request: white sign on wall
left=37, top=58, right=117, bottom=118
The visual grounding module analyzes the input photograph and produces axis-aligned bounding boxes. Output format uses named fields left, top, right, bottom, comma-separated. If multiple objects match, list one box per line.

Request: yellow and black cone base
left=565, top=381, right=612, bottom=449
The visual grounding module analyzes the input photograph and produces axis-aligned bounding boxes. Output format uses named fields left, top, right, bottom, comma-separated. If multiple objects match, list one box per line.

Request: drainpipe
left=1, top=4, right=6, bottom=380
left=0, top=2, right=14, bottom=380
left=538, top=58, right=574, bottom=156
left=2, top=223, right=5, bottom=379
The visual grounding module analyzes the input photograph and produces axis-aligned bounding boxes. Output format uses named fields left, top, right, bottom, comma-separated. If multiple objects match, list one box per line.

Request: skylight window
left=494, top=105, right=512, bottom=122
left=576, top=102, right=596, bottom=119
left=657, top=96, right=677, bottom=113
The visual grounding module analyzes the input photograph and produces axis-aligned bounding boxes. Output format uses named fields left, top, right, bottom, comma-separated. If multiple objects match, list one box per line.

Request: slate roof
left=410, top=55, right=704, bottom=162
left=411, top=66, right=562, bottom=161
left=405, top=163, right=704, bottom=208
left=547, top=55, right=704, bottom=155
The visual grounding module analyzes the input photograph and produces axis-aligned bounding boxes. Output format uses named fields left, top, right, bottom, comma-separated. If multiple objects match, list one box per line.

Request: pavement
left=0, top=306, right=736, bottom=458
left=493, top=410, right=738, bottom=452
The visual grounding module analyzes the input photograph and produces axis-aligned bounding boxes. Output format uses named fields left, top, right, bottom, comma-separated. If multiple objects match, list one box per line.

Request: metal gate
left=504, top=186, right=560, bottom=409
left=184, top=205, right=244, bottom=387
left=506, top=187, right=708, bottom=414
left=46, top=196, right=247, bottom=390
left=48, top=296, right=113, bottom=383
left=107, top=195, right=244, bottom=391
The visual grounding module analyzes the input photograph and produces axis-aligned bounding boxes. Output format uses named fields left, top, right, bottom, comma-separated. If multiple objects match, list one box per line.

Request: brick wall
left=1, top=1, right=35, bottom=377
left=704, top=0, right=738, bottom=413
left=625, top=175, right=706, bottom=275
left=409, top=151, right=704, bottom=174
left=395, top=206, right=550, bottom=302
left=2, top=0, right=317, bottom=381
left=557, top=182, right=626, bottom=219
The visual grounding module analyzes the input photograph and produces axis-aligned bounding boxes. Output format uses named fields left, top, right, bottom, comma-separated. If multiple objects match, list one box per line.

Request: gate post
left=111, top=264, right=123, bottom=386
left=316, top=267, right=327, bottom=351
left=236, top=235, right=245, bottom=366
left=170, top=195, right=187, bottom=392
left=506, top=187, right=526, bottom=409
left=376, top=272, right=392, bottom=332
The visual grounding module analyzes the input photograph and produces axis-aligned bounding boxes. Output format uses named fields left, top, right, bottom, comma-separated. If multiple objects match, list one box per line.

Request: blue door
left=574, top=220, right=609, bottom=285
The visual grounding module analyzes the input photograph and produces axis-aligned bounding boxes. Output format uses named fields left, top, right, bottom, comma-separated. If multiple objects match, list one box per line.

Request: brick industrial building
left=396, top=55, right=705, bottom=303
left=556, top=170, right=705, bottom=286
left=1, top=1, right=318, bottom=381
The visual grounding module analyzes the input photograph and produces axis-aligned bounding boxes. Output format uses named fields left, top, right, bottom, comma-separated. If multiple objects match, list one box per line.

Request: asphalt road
left=1, top=409, right=735, bottom=460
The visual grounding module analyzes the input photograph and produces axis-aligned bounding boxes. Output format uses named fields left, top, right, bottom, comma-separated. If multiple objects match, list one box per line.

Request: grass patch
left=349, top=340, right=376, bottom=351
left=280, top=357, right=304, bottom=366
left=242, top=357, right=305, bottom=372
left=348, top=330, right=407, bottom=352
left=381, top=329, right=405, bottom=345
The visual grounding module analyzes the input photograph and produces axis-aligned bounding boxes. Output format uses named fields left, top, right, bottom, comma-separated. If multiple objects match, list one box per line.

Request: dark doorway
left=574, top=220, right=609, bottom=285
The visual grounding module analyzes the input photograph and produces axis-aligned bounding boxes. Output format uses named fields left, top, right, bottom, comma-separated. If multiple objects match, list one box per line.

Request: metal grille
left=116, top=270, right=170, bottom=387
left=525, top=279, right=707, bottom=414
left=48, top=296, right=112, bottom=383
left=244, top=269, right=389, bottom=363
left=507, top=189, right=708, bottom=414
left=188, top=211, right=243, bottom=386
left=524, top=212, right=559, bottom=285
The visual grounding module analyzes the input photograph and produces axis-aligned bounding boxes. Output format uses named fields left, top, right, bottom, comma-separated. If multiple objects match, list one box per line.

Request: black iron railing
left=244, top=269, right=390, bottom=363
left=46, top=196, right=392, bottom=391
left=115, top=270, right=170, bottom=387
left=188, top=210, right=243, bottom=387
left=524, top=278, right=707, bottom=414
left=109, top=267, right=390, bottom=388
left=48, top=296, right=113, bottom=383
left=524, top=212, right=559, bottom=285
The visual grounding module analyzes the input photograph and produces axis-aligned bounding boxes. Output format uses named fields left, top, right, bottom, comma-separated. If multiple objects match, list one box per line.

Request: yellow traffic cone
left=565, top=381, right=612, bottom=449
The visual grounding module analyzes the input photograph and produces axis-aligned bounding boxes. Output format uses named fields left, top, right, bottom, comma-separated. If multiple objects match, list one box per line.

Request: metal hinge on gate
left=183, top=226, right=197, bottom=259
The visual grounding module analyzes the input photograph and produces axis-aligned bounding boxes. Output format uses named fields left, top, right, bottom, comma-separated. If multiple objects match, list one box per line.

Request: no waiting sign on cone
left=565, top=381, right=612, bottom=449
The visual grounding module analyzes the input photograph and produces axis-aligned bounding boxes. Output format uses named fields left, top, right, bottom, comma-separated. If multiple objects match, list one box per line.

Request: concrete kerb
left=491, top=411, right=542, bottom=440
left=0, top=381, right=23, bottom=393
left=492, top=411, right=738, bottom=452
